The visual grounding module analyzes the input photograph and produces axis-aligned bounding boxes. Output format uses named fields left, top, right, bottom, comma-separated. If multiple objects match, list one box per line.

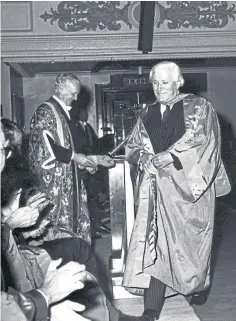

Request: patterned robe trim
left=29, top=97, right=91, bottom=244
left=42, top=130, right=56, bottom=169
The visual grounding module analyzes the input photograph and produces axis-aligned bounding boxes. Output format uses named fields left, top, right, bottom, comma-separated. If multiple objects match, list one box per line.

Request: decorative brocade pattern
left=29, top=102, right=91, bottom=244
left=40, top=1, right=236, bottom=31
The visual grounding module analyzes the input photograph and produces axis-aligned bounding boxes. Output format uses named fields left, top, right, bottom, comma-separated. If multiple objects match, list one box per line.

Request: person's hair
left=54, top=73, right=80, bottom=93
left=1, top=118, right=23, bottom=145
left=149, top=61, right=184, bottom=87
left=1, top=119, right=38, bottom=206
left=77, top=108, right=88, bottom=122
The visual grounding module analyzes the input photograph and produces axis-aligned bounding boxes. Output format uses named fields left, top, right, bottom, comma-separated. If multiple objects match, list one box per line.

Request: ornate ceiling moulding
left=2, top=30, right=236, bottom=63
left=39, top=1, right=236, bottom=32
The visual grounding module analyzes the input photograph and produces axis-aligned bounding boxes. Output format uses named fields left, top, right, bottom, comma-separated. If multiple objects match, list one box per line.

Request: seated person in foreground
left=1, top=119, right=135, bottom=321
left=0, top=122, right=91, bottom=321
left=1, top=118, right=108, bottom=292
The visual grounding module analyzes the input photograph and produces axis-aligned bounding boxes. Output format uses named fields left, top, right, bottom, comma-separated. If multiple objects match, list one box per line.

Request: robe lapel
left=141, top=102, right=162, bottom=154
left=48, top=96, right=70, bottom=123
left=162, top=100, right=185, bottom=150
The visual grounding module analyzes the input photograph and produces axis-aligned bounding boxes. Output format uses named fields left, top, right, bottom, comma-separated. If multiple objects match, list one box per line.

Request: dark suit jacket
left=1, top=223, right=48, bottom=321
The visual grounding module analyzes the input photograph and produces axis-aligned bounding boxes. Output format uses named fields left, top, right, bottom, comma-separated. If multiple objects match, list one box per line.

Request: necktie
left=162, top=105, right=170, bottom=123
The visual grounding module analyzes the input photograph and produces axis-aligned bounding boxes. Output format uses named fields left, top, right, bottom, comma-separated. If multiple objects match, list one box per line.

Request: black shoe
left=143, top=309, right=160, bottom=321
left=190, top=290, right=209, bottom=306
left=118, top=312, right=151, bottom=321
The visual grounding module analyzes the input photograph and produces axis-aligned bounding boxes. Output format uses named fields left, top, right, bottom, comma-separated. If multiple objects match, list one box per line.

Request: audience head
left=54, top=73, right=81, bottom=106
left=0, top=122, right=7, bottom=172
left=149, top=61, right=184, bottom=104
left=77, top=108, right=88, bottom=123
left=1, top=119, right=40, bottom=206
left=1, top=118, right=23, bottom=159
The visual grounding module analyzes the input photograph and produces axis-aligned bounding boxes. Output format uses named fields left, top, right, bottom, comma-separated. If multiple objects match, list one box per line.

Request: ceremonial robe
left=29, top=97, right=90, bottom=243
left=123, top=94, right=231, bottom=295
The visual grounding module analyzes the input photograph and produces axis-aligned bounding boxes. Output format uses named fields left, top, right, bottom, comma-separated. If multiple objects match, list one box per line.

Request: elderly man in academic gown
left=29, top=73, right=114, bottom=244
left=120, top=62, right=231, bottom=321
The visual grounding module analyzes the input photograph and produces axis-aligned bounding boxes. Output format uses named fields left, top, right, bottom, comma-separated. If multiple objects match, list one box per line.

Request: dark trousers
left=41, top=237, right=111, bottom=298
left=41, top=237, right=113, bottom=320
left=144, top=277, right=166, bottom=314
left=41, top=237, right=98, bottom=280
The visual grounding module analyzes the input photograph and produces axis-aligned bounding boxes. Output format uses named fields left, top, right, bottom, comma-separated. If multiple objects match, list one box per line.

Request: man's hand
left=3, top=194, right=50, bottom=230
left=72, top=153, right=97, bottom=168
left=40, top=259, right=86, bottom=305
left=50, top=300, right=90, bottom=321
left=85, top=166, right=97, bottom=174
left=26, top=192, right=45, bottom=206
left=22, top=219, right=50, bottom=239
left=152, top=151, right=173, bottom=169
left=88, top=155, right=115, bottom=168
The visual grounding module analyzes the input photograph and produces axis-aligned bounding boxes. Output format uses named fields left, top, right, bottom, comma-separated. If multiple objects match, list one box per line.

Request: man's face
left=60, top=80, right=81, bottom=106
left=10, top=131, right=23, bottom=157
left=151, top=67, right=179, bottom=104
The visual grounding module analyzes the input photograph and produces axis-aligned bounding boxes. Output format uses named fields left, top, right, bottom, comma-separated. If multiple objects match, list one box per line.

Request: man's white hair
left=149, top=61, right=184, bottom=87
left=54, top=73, right=81, bottom=93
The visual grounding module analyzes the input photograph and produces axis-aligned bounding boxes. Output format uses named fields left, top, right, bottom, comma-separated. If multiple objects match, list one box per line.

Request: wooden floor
left=94, top=204, right=236, bottom=321
left=194, top=206, right=236, bottom=321
left=114, top=295, right=200, bottom=321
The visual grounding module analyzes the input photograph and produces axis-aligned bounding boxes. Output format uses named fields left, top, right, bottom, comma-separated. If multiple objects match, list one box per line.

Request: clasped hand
left=1, top=189, right=50, bottom=230
left=87, top=155, right=115, bottom=168
left=73, top=153, right=115, bottom=174
left=152, top=151, right=173, bottom=169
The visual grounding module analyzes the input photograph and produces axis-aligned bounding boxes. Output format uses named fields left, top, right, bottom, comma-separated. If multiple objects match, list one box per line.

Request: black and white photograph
left=1, top=1, right=236, bottom=321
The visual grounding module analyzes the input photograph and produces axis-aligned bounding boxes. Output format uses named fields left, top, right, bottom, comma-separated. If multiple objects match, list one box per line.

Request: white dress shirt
left=53, top=95, right=71, bottom=119
left=160, top=103, right=173, bottom=118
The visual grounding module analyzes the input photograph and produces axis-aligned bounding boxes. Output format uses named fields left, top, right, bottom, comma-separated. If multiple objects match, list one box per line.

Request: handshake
left=46, top=133, right=115, bottom=174
left=72, top=153, right=115, bottom=174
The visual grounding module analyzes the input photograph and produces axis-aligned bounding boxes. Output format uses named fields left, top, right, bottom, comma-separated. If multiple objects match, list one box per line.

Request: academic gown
left=29, top=96, right=91, bottom=244
left=123, top=94, right=231, bottom=296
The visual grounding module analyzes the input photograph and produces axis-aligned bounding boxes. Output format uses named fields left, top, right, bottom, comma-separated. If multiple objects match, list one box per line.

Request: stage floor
left=94, top=204, right=236, bottom=321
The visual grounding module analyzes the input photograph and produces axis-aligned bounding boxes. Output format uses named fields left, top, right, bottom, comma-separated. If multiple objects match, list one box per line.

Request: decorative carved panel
left=40, top=1, right=132, bottom=32
left=1, top=1, right=33, bottom=32
left=40, top=1, right=236, bottom=32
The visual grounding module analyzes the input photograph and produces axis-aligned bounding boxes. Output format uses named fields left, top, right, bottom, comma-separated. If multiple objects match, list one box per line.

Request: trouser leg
left=144, top=277, right=166, bottom=315
left=41, top=237, right=111, bottom=296
left=41, top=237, right=97, bottom=276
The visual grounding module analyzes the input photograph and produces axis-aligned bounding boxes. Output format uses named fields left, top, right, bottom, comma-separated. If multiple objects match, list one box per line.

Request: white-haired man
left=121, top=61, right=231, bottom=321
left=29, top=73, right=114, bottom=244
